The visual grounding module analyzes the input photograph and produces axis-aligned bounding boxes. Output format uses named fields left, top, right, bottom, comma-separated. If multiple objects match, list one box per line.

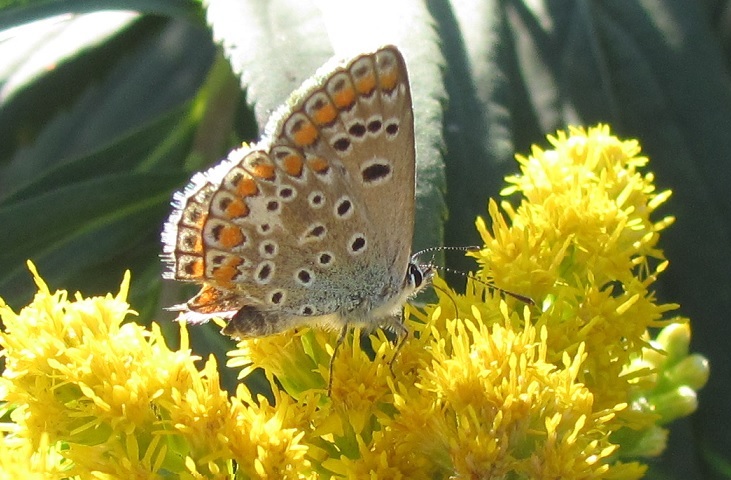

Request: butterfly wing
left=162, top=46, right=415, bottom=335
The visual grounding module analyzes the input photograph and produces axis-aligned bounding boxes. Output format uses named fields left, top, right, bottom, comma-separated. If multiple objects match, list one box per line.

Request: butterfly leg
left=328, top=324, right=349, bottom=396
left=388, top=315, right=409, bottom=376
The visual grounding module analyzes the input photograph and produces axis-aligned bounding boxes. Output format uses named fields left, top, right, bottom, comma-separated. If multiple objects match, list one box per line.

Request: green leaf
left=0, top=172, right=187, bottom=304
left=0, top=1, right=202, bottom=31
left=2, top=104, right=194, bottom=204
left=0, top=13, right=219, bottom=311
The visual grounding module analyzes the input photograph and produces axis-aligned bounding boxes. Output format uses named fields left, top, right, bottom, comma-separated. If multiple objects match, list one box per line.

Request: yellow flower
left=475, top=126, right=680, bottom=414
left=0, top=125, right=709, bottom=478
left=226, top=125, right=705, bottom=477
left=0, top=262, right=310, bottom=478
left=0, top=433, right=67, bottom=479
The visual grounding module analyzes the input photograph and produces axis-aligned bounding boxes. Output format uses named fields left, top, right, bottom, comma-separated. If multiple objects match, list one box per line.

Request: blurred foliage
left=0, top=1, right=729, bottom=479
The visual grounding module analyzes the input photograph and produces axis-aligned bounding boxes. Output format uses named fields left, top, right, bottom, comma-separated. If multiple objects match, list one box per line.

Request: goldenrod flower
left=476, top=126, right=679, bottom=411
left=0, top=125, right=708, bottom=478
left=0, top=433, right=67, bottom=479
left=0, top=262, right=309, bottom=478
left=227, top=125, right=706, bottom=477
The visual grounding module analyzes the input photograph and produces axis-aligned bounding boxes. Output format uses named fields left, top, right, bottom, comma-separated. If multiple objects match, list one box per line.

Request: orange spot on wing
left=332, top=86, right=356, bottom=109
left=194, top=284, right=221, bottom=305
left=292, top=120, right=319, bottom=146
left=213, top=257, right=243, bottom=284
left=183, top=208, right=207, bottom=229
left=193, top=212, right=207, bottom=228
left=355, top=74, right=376, bottom=95
left=250, top=164, right=275, bottom=180
left=225, top=198, right=249, bottom=218
left=312, top=102, right=337, bottom=125
left=378, top=70, right=399, bottom=91
left=283, top=154, right=304, bottom=177
left=236, top=177, right=258, bottom=197
left=308, top=157, right=329, bottom=173
left=186, top=234, right=204, bottom=254
left=219, top=226, right=245, bottom=248
left=183, top=257, right=205, bottom=278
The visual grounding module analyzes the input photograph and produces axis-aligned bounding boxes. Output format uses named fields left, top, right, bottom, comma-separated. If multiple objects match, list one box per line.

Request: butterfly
left=161, top=46, right=431, bottom=389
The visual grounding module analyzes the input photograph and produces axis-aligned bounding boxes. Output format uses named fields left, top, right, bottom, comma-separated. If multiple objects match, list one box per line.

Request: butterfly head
left=404, top=254, right=435, bottom=298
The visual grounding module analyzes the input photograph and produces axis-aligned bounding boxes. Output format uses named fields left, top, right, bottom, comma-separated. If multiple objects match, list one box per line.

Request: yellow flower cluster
left=0, top=433, right=64, bottom=479
left=0, top=263, right=309, bottom=479
left=0, top=126, right=708, bottom=478
left=478, top=125, right=679, bottom=412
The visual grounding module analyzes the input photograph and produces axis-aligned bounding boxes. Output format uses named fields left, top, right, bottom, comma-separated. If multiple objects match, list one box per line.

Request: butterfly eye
left=406, top=262, right=423, bottom=288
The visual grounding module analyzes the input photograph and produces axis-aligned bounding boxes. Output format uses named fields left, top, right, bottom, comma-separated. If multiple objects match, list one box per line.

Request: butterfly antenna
left=413, top=245, right=482, bottom=257
left=429, top=281, right=460, bottom=316
left=412, top=246, right=535, bottom=306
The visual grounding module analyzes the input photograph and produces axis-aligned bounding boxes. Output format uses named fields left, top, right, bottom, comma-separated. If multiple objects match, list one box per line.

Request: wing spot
left=367, top=119, right=382, bottom=133
left=308, top=191, right=325, bottom=208
left=306, top=224, right=326, bottom=239
left=308, top=157, right=330, bottom=174
left=348, top=123, right=366, bottom=138
left=278, top=186, right=296, bottom=201
left=219, top=196, right=249, bottom=218
left=255, top=261, right=275, bottom=284
left=248, top=157, right=276, bottom=181
left=310, top=97, right=338, bottom=126
left=335, top=197, right=353, bottom=219
left=377, top=68, right=399, bottom=92
left=212, top=224, right=246, bottom=248
left=283, top=155, right=303, bottom=177
left=182, top=258, right=204, bottom=277
left=288, top=115, right=319, bottom=147
left=329, top=75, right=357, bottom=110
left=361, top=161, right=392, bottom=185
left=269, top=290, right=285, bottom=305
left=296, top=268, right=314, bottom=286
left=385, top=122, right=399, bottom=137
left=233, top=176, right=259, bottom=197
left=259, top=240, right=278, bottom=258
left=352, top=61, right=377, bottom=96
left=349, top=234, right=367, bottom=255
left=333, top=137, right=351, bottom=152
left=212, top=256, right=244, bottom=283
left=317, top=252, right=334, bottom=267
